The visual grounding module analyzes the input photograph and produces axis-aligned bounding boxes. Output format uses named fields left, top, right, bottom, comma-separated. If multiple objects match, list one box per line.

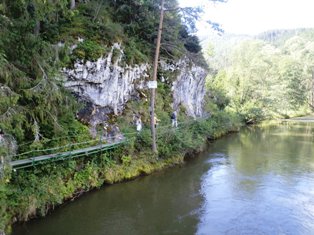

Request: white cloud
left=179, top=0, right=314, bottom=35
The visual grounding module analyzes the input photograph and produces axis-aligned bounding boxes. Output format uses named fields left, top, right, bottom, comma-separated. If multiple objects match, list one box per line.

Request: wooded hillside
left=0, top=0, right=204, bottom=151
left=206, top=29, right=314, bottom=123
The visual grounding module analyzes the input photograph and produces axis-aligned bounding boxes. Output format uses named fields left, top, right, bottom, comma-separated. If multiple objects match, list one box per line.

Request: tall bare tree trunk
left=312, top=69, right=314, bottom=109
left=34, top=20, right=40, bottom=35
left=150, top=0, right=165, bottom=153
left=70, top=0, right=75, bottom=10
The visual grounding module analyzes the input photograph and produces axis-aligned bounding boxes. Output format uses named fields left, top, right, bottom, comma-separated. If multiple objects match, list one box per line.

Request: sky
left=179, top=0, right=314, bottom=36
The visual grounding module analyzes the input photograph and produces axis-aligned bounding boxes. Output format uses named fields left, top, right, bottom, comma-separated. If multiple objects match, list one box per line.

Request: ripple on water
left=303, top=198, right=314, bottom=221
left=225, top=227, right=266, bottom=235
left=206, top=152, right=231, bottom=166
left=208, top=152, right=228, bottom=158
left=11, top=123, right=314, bottom=235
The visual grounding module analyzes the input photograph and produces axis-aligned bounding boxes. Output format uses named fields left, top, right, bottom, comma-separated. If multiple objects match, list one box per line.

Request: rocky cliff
left=160, top=59, right=207, bottom=117
left=63, top=44, right=207, bottom=130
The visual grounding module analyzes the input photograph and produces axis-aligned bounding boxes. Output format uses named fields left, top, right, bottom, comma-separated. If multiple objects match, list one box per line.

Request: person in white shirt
left=136, top=116, right=142, bottom=132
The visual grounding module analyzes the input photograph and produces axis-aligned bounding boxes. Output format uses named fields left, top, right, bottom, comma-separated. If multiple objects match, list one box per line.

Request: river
left=12, top=123, right=314, bottom=235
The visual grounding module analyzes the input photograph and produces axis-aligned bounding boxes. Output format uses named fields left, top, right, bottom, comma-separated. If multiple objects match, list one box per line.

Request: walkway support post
left=312, top=69, right=314, bottom=109
left=150, top=0, right=165, bottom=153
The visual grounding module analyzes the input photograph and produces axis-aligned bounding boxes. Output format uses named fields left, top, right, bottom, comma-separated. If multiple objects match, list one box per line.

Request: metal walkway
left=8, top=117, right=208, bottom=170
left=10, top=140, right=125, bottom=170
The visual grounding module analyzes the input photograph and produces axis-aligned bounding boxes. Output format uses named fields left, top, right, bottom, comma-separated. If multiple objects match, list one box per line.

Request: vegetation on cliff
left=0, top=0, right=211, bottom=232
left=1, top=0, right=312, bottom=233
left=0, top=0, right=205, bottom=154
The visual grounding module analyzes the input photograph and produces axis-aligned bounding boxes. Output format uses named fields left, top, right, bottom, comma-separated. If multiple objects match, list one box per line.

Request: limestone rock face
left=0, top=132, right=17, bottom=166
left=161, top=58, right=207, bottom=118
left=63, top=44, right=207, bottom=130
left=63, top=43, right=149, bottom=128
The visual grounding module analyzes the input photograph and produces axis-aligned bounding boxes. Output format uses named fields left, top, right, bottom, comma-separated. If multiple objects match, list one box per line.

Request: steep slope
left=0, top=1, right=212, bottom=232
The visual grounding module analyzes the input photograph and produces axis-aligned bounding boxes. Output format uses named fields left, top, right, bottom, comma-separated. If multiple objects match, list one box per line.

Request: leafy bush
left=72, top=40, right=105, bottom=61
left=184, top=35, right=202, bottom=53
left=135, top=129, right=152, bottom=150
left=124, top=38, right=149, bottom=65
left=240, top=103, right=265, bottom=124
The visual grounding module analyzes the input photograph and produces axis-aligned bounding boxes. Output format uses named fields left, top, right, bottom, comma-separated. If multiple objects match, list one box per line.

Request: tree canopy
left=206, top=29, right=314, bottom=123
left=0, top=0, right=206, bottom=154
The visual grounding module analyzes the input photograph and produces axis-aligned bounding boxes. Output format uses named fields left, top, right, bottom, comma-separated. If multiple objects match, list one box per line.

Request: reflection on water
left=13, top=123, right=314, bottom=235
left=197, top=123, right=314, bottom=235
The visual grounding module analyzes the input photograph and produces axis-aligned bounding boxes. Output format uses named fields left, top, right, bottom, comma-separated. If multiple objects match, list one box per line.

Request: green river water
left=12, top=123, right=314, bottom=235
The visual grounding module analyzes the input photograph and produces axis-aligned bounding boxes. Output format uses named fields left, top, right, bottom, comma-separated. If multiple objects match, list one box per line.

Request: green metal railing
left=10, top=138, right=127, bottom=170
left=9, top=117, right=209, bottom=170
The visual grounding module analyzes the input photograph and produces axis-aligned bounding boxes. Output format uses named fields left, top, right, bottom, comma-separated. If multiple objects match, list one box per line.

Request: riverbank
left=257, top=114, right=314, bottom=128
left=13, top=122, right=314, bottom=235
left=280, top=115, right=314, bottom=123
left=2, top=112, right=242, bottom=234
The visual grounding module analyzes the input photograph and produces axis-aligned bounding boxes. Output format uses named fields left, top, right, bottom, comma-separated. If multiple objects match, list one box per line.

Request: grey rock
left=161, top=58, right=207, bottom=117
left=64, top=43, right=150, bottom=129
left=63, top=44, right=207, bottom=130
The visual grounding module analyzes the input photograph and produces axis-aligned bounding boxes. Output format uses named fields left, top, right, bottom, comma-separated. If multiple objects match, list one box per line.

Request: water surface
left=13, top=123, right=314, bottom=235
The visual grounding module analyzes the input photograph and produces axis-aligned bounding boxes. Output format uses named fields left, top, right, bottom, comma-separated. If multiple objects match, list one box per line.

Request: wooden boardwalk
left=10, top=140, right=125, bottom=170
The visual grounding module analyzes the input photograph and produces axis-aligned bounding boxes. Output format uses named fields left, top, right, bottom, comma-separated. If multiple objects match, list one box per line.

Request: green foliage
left=238, top=102, right=265, bottom=124
left=0, top=0, right=91, bottom=155
left=155, top=112, right=242, bottom=158
left=0, top=164, right=11, bottom=233
left=121, top=155, right=132, bottom=166
left=124, top=37, right=150, bottom=64
left=72, top=40, right=105, bottom=61
left=0, top=0, right=209, bottom=231
left=206, top=30, right=314, bottom=121
left=136, top=129, right=153, bottom=149
left=6, top=153, right=111, bottom=223
left=206, top=70, right=230, bottom=111
left=3, top=144, right=188, bottom=226
left=184, top=35, right=202, bottom=53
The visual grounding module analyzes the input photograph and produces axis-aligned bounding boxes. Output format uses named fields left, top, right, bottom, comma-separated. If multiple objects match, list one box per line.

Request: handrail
left=10, top=139, right=126, bottom=170
left=9, top=117, right=208, bottom=170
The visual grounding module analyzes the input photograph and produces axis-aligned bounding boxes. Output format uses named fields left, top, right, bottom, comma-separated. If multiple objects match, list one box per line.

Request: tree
left=0, top=0, right=85, bottom=151
left=149, top=0, right=226, bottom=152
left=70, top=0, right=76, bottom=9
left=207, top=29, right=314, bottom=120
left=311, top=69, right=314, bottom=109
left=150, top=0, right=164, bottom=153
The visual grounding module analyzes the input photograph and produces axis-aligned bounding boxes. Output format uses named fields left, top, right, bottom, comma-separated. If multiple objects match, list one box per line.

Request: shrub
left=72, top=40, right=105, bottom=61
left=240, top=103, right=265, bottom=124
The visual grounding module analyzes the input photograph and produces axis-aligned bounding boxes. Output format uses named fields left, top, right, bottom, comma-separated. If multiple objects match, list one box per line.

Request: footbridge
left=8, top=117, right=207, bottom=170
left=9, top=137, right=127, bottom=170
